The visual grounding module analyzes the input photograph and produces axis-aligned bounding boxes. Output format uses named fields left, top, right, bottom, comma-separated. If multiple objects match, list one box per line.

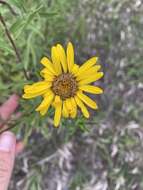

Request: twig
left=0, top=10, right=29, bottom=79
left=0, top=14, right=21, bottom=61
left=0, top=0, right=17, bottom=15
left=0, top=123, right=18, bottom=134
left=0, top=108, right=35, bottom=134
left=0, top=116, right=20, bottom=134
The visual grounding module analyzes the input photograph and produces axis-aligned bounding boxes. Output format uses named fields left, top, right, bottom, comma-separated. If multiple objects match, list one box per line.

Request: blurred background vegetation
left=0, top=0, right=143, bottom=189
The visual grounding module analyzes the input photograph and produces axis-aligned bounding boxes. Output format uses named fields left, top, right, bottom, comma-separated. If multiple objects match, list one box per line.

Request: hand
left=0, top=95, right=24, bottom=190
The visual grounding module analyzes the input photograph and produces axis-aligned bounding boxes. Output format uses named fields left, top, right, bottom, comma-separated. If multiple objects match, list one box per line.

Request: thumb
left=0, top=132, right=16, bottom=190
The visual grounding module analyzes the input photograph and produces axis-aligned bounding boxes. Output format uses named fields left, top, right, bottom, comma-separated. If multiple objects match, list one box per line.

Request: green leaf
left=39, top=11, right=58, bottom=17
left=8, top=0, right=26, bottom=12
left=0, top=38, right=14, bottom=54
left=10, top=17, right=25, bottom=35
left=10, top=6, right=43, bottom=38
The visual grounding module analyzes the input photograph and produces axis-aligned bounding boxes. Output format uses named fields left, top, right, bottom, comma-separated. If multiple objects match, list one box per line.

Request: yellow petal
left=65, top=98, right=73, bottom=113
left=23, top=81, right=51, bottom=99
left=54, top=95, right=61, bottom=105
left=78, top=72, right=104, bottom=85
left=37, top=92, right=54, bottom=115
left=24, top=81, right=51, bottom=93
left=79, top=85, right=103, bottom=94
left=56, top=44, right=67, bottom=73
left=70, top=97, right=77, bottom=118
left=65, top=98, right=77, bottom=118
left=40, top=68, right=54, bottom=78
left=40, top=57, right=57, bottom=75
left=54, top=96, right=62, bottom=127
left=40, top=106, right=49, bottom=116
left=43, top=73, right=54, bottom=81
left=71, top=64, right=79, bottom=76
left=75, top=57, right=98, bottom=76
left=62, top=101, right=69, bottom=118
left=76, top=65, right=101, bottom=81
left=51, top=46, right=62, bottom=75
left=22, top=93, right=43, bottom=99
left=67, top=42, right=74, bottom=72
left=75, top=96, right=89, bottom=118
left=36, top=91, right=54, bottom=111
left=77, top=91, right=98, bottom=109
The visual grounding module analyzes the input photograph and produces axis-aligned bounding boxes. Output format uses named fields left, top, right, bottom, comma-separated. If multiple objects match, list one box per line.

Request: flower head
left=23, top=42, right=104, bottom=127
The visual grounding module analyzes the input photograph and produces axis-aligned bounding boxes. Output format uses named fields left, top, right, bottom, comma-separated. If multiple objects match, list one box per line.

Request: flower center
left=52, top=73, right=78, bottom=100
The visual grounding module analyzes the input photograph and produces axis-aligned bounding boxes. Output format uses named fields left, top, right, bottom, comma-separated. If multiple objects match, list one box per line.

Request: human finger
left=0, top=94, right=19, bottom=121
left=0, top=131, right=16, bottom=190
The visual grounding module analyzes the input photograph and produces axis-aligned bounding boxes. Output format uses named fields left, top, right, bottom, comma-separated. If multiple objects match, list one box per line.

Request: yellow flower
left=23, top=42, right=104, bottom=127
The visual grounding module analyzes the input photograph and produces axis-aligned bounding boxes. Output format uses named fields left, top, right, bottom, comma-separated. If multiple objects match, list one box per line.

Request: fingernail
left=0, top=132, right=15, bottom=152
